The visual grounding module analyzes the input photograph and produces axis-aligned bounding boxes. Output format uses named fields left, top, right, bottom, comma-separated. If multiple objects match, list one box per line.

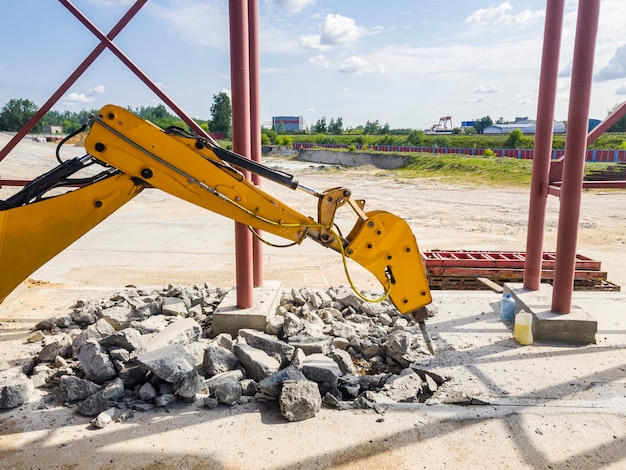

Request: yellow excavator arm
left=0, top=105, right=431, bottom=316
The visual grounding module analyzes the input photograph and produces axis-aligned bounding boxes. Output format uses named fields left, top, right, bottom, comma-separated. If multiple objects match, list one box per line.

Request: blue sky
left=1, top=0, right=626, bottom=130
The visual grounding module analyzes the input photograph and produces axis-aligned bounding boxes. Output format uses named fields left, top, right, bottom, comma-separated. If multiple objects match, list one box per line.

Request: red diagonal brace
left=0, top=0, right=148, bottom=163
left=59, top=0, right=213, bottom=143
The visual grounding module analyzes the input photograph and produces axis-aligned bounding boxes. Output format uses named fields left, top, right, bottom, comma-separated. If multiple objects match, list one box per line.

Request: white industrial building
left=483, top=119, right=566, bottom=134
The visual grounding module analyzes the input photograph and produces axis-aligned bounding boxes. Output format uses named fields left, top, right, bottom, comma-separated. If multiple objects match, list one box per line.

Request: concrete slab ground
left=0, top=286, right=624, bottom=469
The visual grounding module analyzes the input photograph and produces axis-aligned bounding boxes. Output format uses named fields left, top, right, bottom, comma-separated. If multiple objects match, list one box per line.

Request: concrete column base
left=212, top=280, right=283, bottom=337
left=503, top=282, right=597, bottom=344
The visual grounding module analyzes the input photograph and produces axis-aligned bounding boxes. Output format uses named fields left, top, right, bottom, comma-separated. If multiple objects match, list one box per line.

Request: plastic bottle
left=514, top=311, right=534, bottom=345
left=500, top=292, right=515, bottom=321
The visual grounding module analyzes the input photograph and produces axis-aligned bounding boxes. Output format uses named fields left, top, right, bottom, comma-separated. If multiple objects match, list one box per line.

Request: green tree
left=328, top=117, right=343, bottom=134
left=363, top=119, right=381, bottom=135
left=313, top=117, right=327, bottom=134
left=262, top=128, right=277, bottom=144
left=473, top=116, right=493, bottom=134
left=0, top=98, right=39, bottom=131
left=210, top=92, right=232, bottom=136
left=406, top=129, right=425, bottom=146
left=504, top=129, right=524, bottom=148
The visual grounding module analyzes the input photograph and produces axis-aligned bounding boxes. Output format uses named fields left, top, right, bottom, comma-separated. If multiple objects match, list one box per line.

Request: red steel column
left=229, top=0, right=254, bottom=308
left=248, top=0, right=264, bottom=287
left=552, top=0, right=601, bottom=313
left=524, top=0, right=565, bottom=290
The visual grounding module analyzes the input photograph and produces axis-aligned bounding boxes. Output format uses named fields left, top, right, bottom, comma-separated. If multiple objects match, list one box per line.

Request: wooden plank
left=476, top=277, right=503, bottom=293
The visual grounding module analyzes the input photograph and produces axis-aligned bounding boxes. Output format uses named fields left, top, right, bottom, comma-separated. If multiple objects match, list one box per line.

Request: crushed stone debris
left=7, top=283, right=448, bottom=423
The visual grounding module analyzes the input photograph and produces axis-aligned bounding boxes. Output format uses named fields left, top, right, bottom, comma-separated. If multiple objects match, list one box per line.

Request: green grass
left=394, top=153, right=534, bottom=186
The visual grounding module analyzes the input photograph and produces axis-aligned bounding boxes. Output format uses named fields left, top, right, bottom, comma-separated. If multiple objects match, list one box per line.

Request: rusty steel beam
left=0, top=0, right=148, bottom=163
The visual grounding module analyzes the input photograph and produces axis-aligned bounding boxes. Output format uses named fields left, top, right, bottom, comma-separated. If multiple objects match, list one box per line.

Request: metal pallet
left=423, top=250, right=620, bottom=292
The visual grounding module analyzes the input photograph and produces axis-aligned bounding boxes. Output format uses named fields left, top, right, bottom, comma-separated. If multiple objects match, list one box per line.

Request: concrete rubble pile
left=1, top=283, right=446, bottom=424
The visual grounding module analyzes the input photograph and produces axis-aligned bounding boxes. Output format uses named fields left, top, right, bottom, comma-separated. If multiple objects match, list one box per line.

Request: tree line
left=0, top=92, right=233, bottom=138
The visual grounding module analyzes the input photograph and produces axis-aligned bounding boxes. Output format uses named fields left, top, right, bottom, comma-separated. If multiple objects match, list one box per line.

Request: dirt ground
left=0, top=135, right=625, bottom=469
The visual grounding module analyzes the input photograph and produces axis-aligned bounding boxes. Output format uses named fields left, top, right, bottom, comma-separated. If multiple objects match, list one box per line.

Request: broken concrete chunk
left=174, top=370, right=203, bottom=399
left=139, top=382, right=158, bottom=401
left=331, top=322, right=357, bottom=339
left=99, top=305, right=142, bottom=330
left=211, top=333, right=234, bottom=350
left=0, top=370, right=34, bottom=408
left=283, top=312, right=305, bottom=337
left=258, top=365, right=307, bottom=397
left=93, top=318, right=117, bottom=337
left=142, top=318, right=202, bottom=352
left=265, top=315, right=284, bottom=336
left=333, top=288, right=363, bottom=310
left=203, top=370, right=244, bottom=393
left=72, top=328, right=102, bottom=358
left=59, top=375, right=101, bottom=402
left=77, top=392, right=111, bottom=416
left=238, top=329, right=295, bottom=367
left=290, top=348, right=306, bottom=370
left=383, top=372, right=423, bottom=403
left=279, top=379, right=321, bottom=422
left=100, top=328, right=142, bottom=352
left=288, top=336, right=333, bottom=355
left=101, top=377, right=125, bottom=401
left=38, top=334, right=72, bottom=362
left=130, top=315, right=170, bottom=335
left=31, top=364, right=54, bottom=388
left=214, top=381, right=242, bottom=405
left=155, top=393, right=176, bottom=407
left=302, top=354, right=342, bottom=382
left=27, top=331, right=45, bottom=343
left=233, top=343, right=280, bottom=382
left=136, top=344, right=195, bottom=384
left=92, top=408, right=116, bottom=428
left=203, top=344, right=239, bottom=377
left=161, top=297, right=188, bottom=316
left=328, top=349, right=356, bottom=375
left=77, top=340, right=117, bottom=384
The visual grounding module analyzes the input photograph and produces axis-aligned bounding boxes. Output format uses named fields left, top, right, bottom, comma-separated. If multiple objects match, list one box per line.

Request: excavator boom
left=0, top=105, right=431, bottom=314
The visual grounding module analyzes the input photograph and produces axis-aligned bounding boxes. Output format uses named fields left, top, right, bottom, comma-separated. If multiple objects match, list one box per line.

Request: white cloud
left=308, top=54, right=331, bottom=69
left=62, top=85, right=105, bottom=105
left=616, top=84, right=626, bottom=95
left=596, top=44, right=626, bottom=81
left=300, top=34, right=327, bottom=51
left=300, top=13, right=364, bottom=51
left=473, top=85, right=500, bottom=94
left=320, top=14, right=363, bottom=46
left=465, top=1, right=543, bottom=29
left=464, top=97, right=484, bottom=104
left=265, top=0, right=315, bottom=13
left=338, top=56, right=383, bottom=75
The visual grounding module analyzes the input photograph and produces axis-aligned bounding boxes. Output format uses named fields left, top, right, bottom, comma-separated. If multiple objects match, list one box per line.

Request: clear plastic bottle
left=500, top=292, right=515, bottom=321
left=514, top=311, right=534, bottom=345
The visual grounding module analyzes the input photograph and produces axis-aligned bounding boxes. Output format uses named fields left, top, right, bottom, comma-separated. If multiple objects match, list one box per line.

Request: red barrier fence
left=292, top=143, right=626, bottom=163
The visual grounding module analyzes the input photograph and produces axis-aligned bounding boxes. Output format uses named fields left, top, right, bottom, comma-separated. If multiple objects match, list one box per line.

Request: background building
left=272, top=116, right=304, bottom=133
